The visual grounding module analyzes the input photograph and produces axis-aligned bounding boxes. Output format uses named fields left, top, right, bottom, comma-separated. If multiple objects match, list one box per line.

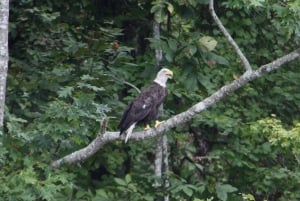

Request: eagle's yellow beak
left=166, top=70, right=173, bottom=79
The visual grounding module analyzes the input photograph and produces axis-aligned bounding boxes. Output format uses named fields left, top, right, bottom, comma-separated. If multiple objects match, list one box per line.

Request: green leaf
left=114, top=178, right=127, bottom=186
left=242, top=193, right=255, bottom=201
left=216, top=183, right=237, bottom=201
left=250, top=0, right=265, bottom=7
left=81, top=74, right=96, bottom=81
left=182, top=186, right=193, bottom=197
left=198, top=36, right=218, bottom=52
left=154, top=9, right=166, bottom=23
left=58, top=86, right=74, bottom=98
left=187, top=45, right=197, bottom=57
left=77, top=82, right=105, bottom=92
left=210, top=53, right=229, bottom=66
left=125, top=174, right=132, bottom=183
left=168, top=39, right=178, bottom=51
left=151, top=2, right=166, bottom=23
left=166, top=2, right=174, bottom=14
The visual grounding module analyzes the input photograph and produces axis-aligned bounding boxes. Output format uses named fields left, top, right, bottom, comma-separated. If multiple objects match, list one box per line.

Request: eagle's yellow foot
left=155, top=120, right=165, bottom=128
left=144, top=124, right=151, bottom=130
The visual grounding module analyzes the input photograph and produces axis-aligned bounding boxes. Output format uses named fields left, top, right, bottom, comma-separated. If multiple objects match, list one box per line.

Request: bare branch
left=209, top=0, right=252, bottom=72
left=110, top=73, right=141, bottom=93
left=51, top=48, right=300, bottom=169
left=123, top=81, right=141, bottom=93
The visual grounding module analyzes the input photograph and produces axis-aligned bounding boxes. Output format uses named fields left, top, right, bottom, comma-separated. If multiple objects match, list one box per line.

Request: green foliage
left=0, top=129, right=76, bottom=200
left=151, top=1, right=175, bottom=23
left=4, top=0, right=300, bottom=200
left=252, top=117, right=300, bottom=156
left=215, top=183, right=238, bottom=201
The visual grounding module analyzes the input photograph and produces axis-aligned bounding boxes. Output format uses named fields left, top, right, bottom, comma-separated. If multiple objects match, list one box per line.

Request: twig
left=104, top=68, right=141, bottom=93
left=123, top=81, right=141, bottom=93
left=51, top=48, right=300, bottom=169
left=209, top=0, right=252, bottom=72
left=194, top=156, right=219, bottom=162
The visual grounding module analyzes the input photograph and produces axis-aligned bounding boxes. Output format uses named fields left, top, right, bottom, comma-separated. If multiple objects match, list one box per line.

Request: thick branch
left=51, top=48, right=300, bottom=169
left=209, top=0, right=252, bottom=72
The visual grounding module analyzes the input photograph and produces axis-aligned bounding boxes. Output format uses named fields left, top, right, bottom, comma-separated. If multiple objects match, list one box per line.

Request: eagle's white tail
left=125, top=123, right=136, bottom=143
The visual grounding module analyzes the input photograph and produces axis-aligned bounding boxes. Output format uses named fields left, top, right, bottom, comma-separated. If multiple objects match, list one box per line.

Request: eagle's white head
left=154, top=68, right=173, bottom=87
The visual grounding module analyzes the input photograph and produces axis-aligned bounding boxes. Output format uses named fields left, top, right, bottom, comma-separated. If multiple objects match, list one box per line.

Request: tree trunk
left=153, top=20, right=170, bottom=201
left=0, top=0, right=10, bottom=132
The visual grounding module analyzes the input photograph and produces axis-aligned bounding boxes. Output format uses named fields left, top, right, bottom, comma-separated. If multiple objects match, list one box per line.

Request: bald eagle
left=118, top=68, right=173, bottom=143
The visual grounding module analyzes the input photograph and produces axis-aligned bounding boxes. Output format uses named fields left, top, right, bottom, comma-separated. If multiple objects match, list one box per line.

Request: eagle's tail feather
left=124, top=123, right=136, bottom=143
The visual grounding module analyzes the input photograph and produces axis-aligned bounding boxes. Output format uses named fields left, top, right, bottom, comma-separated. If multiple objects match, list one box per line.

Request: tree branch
left=123, top=80, right=141, bottom=93
left=209, top=0, right=252, bottom=72
left=51, top=48, right=300, bottom=169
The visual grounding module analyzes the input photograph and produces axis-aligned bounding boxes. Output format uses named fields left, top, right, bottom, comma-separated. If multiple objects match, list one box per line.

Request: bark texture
left=153, top=19, right=170, bottom=201
left=0, top=0, right=9, bottom=130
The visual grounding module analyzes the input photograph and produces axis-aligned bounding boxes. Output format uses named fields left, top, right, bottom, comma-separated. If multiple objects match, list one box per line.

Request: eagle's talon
left=155, top=120, right=165, bottom=128
left=144, top=124, right=151, bottom=130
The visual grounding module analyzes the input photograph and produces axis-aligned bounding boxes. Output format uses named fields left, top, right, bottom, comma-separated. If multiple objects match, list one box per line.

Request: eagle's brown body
left=118, top=68, right=173, bottom=143
left=118, top=82, right=167, bottom=135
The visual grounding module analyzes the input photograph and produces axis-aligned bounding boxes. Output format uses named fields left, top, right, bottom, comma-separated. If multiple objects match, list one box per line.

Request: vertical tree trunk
left=162, top=135, right=169, bottom=201
left=153, top=20, right=169, bottom=201
left=153, top=20, right=163, bottom=186
left=0, top=0, right=9, bottom=132
left=154, top=133, right=163, bottom=186
left=153, top=22, right=163, bottom=67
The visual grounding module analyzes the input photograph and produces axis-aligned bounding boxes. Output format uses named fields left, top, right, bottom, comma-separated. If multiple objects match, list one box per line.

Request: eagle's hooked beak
left=166, top=70, right=173, bottom=79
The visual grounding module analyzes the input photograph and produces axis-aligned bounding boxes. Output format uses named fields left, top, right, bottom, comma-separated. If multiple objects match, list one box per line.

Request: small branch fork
left=51, top=0, right=300, bottom=169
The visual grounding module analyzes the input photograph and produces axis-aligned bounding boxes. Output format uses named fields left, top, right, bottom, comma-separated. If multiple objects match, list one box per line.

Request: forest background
left=1, top=0, right=300, bottom=200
